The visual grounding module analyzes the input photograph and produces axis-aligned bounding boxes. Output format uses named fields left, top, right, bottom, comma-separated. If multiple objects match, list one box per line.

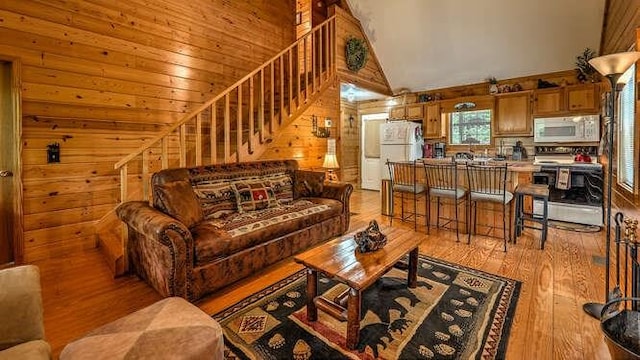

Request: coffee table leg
left=408, top=248, right=418, bottom=288
left=306, top=269, right=318, bottom=321
left=346, top=287, right=361, bottom=350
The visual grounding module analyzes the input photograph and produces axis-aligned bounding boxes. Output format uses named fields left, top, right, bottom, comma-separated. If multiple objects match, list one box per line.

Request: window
left=449, top=110, right=492, bottom=145
left=618, top=63, right=635, bottom=189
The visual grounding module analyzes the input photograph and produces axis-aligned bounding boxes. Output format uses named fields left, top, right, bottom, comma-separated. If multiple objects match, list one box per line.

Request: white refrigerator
left=379, top=121, right=424, bottom=180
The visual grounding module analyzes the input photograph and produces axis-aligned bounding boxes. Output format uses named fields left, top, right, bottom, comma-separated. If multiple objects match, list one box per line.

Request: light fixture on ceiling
left=582, top=51, right=640, bottom=320
left=454, top=102, right=476, bottom=111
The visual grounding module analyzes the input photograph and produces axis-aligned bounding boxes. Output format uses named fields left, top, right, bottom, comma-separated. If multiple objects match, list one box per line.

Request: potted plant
left=575, top=48, right=597, bottom=83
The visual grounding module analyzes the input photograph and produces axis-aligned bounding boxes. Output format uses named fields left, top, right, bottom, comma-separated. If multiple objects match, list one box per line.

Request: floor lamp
left=583, top=51, right=640, bottom=319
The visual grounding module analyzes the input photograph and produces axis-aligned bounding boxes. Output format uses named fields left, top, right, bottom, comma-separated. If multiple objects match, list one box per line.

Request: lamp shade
left=322, top=154, right=339, bottom=169
left=588, top=52, right=640, bottom=76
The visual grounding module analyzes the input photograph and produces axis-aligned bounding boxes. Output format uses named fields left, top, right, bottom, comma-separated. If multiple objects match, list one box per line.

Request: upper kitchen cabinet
left=423, top=102, right=442, bottom=138
left=566, top=83, right=599, bottom=112
left=533, top=83, right=600, bottom=115
left=389, top=103, right=424, bottom=120
left=533, top=88, right=564, bottom=115
left=494, top=92, right=532, bottom=136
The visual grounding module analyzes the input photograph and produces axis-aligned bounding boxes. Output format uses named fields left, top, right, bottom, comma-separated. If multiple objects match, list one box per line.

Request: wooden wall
left=332, top=6, right=391, bottom=97
left=260, top=82, right=341, bottom=172
left=339, top=99, right=359, bottom=184
left=0, top=0, right=296, bottom=263
left=600, top=0, right=640, bottom=54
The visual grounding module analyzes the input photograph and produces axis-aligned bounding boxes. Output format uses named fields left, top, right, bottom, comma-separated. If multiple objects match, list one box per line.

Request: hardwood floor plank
left=30, top=189, right=611, bottom=359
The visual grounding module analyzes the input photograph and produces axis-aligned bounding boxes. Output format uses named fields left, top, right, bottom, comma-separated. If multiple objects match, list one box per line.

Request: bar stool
left=513, top=183, right=549, bottom=249
left=423, top=161, right=467, bottom=241
left=386, top=160, right=427, bottom=231
left=466, top=164, right=513, bottom=252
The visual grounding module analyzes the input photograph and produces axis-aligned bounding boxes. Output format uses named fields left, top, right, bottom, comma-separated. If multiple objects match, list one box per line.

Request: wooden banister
left=106, top=16, right=338, bottom=276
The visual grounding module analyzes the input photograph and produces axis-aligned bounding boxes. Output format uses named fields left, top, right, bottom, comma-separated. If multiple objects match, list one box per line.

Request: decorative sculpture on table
left=354, top=220, right=387, bottom=253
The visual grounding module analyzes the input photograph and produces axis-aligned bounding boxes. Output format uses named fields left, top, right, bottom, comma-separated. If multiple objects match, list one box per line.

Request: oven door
left=533, top=166, right=604, bottom=206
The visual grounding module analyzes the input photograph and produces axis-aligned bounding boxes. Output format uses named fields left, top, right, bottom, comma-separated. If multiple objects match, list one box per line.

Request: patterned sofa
left=116, top=160, right=353, bottom=301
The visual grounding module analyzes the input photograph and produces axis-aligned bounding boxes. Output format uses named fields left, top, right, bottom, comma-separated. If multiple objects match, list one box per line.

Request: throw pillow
left=263, top=172, right=294, bottom=204
left=192, top=180, right=237, bottom=219
left=294, top=170, right=325, bottom=198
left=153, top=180, right=204, bottom=228
left=232, top=180, right=280, bottom=213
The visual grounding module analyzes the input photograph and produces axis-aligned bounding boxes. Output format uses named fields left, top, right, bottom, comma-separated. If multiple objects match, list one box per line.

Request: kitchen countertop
left=421, top=158, right=540, bottom=172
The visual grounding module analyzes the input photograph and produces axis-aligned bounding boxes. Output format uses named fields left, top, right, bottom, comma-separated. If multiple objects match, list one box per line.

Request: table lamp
left=583, top=51, right=640, bottom=319
left=323, top=153, right=339, bottom=182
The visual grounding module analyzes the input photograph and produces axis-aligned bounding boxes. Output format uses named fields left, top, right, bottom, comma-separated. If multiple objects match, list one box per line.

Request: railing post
left=270, top=62, right=275, bottom=134
left=288, top=48, right=293, bottom=115
left=224, top=94, right=230, bottom=163
left=161, top=137, right=169, bottom=169
left=179, top=124, right=186, bottom=167
left=237, top=83, right=243, bottom=163
left=249, top=76, right=254, bottom=153
left=259, top=68, right=265, bottom=143
left=195, top=113, right=202, bottom=166
left=279, top=55, right=285, bottom=124
left=210, top=102, right=217, bottom=164
left=142, top=150, right=149, bottom=202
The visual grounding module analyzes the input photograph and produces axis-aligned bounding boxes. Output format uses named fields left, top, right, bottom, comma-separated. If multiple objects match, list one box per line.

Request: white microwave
left=533, top=115, right=600, bottom=143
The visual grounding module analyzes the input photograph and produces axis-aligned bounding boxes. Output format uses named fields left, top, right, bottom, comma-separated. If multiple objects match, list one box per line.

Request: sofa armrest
left=116, top=201, right=193, bottom=299
left=320, top=182, right=353, bottom=208
left=320, top=182, right=353, bottom=233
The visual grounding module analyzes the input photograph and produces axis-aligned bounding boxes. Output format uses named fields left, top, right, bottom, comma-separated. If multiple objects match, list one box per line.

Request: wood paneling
left=340, top=99, right=359, bottom=184
left=0, top=0, right=296, bottom=262
left=601, top=0, right=640, bottom=54
left=331, top=6, right=391, bottom=96
left=260, top=82, right=341, bottom=171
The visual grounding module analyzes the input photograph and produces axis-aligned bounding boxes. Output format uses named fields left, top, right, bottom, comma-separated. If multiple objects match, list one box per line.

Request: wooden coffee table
left=294, top=228, right=420, bottom=349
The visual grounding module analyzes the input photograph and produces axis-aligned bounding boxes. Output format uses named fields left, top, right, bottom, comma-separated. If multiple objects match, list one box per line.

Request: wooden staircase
left=97, top=17, right=338, bottom=276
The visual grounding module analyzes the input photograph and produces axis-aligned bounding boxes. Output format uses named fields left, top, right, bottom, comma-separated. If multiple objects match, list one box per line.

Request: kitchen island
left=385, top=158, right=540, bottom=237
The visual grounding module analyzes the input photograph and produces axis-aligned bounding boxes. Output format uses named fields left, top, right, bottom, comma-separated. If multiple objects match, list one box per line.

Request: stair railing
left=113, top=16, right=337, bottom=205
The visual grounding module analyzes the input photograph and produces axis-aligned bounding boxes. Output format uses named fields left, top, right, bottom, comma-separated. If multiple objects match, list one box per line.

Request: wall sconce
left=349, top=114, right=354, bottom=128
left=311, top=115, right=330, bottom=138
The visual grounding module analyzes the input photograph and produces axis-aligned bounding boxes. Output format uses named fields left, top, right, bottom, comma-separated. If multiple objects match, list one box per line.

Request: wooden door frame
left=0, top=57, right=23, bottom=265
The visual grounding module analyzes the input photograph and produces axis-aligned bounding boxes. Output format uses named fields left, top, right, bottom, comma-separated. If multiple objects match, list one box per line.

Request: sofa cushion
left=192, top=180, right=237, bottom=219
left=232, top=180, right=280, bottom=213
left=262, top=172, right=294, bottom=204
left=153, top=180, right=204, bottom=228
left=294, top=170, right=325, bottom=198
left=192, top=199, right=342, bottom=266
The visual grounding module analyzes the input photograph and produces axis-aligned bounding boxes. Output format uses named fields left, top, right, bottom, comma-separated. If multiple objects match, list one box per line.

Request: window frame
left=447, top=109, right=493, bottom=146
left=441, top=96, right=495, bottom=151
left=616, top=62, right=638, bottom=195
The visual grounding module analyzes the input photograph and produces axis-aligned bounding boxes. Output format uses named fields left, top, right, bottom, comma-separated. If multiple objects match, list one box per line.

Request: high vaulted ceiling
left=346, top=0, right=606, bottom=94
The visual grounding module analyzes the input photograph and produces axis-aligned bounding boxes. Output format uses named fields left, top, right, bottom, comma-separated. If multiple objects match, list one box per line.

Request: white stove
left=532, top=146, right=603, bottom=227
left=533, top=155, right=603, bottom=169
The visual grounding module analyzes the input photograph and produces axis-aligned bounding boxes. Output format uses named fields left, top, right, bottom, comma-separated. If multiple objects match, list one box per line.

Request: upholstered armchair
left=0, top=265, right=51, bottom=360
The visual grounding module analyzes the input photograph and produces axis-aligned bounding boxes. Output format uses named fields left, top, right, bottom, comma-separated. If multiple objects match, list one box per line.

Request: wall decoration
left=345, top=37, right=368, bottom=72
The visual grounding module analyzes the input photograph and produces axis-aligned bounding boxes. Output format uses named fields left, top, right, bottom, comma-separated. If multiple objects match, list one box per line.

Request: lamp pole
left=582, top=52, right=640, bottom=319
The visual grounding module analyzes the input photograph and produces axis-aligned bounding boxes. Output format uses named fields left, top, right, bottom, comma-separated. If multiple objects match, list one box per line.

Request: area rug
left=214, top=255, right=520, bottom=359
left=548, top=220, right=601, bottom=233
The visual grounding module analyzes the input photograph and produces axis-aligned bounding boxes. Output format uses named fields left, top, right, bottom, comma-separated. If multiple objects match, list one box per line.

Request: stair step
left=97, top=228, right=125, bottom=277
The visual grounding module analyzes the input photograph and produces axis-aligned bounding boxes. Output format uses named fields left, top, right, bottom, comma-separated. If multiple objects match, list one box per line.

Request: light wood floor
left=35, top=189, right=612, bottom=359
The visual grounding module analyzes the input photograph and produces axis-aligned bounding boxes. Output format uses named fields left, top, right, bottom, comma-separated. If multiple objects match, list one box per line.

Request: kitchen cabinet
left=423, top=102, right=442, bottom=138
left=533, top=88, right=564, bottom=115
left=389, top=103, right=424, bottom=120
left=533, top=83, right=599, bottom=115
left=566, top=83, right=599, bottom=112
left=494, top=92, right=532, bottom=136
